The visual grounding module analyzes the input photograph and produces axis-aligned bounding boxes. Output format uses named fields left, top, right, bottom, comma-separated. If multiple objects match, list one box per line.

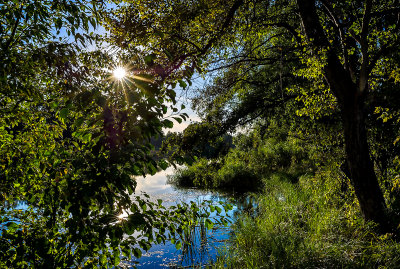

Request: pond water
left=129, top=167, right=247, bottom=268
left=2, top=167, right=251, bottom=268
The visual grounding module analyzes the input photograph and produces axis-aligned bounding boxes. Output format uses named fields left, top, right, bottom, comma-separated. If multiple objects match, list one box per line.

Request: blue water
left=129, top=167, right=239, bottom=268
left=2, top=168, right=246, bottom=268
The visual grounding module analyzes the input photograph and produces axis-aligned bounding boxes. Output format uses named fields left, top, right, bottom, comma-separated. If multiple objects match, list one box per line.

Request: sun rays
left=107, top=64, right=157, bottom=106
left=113, top=67, right=126, bottom=80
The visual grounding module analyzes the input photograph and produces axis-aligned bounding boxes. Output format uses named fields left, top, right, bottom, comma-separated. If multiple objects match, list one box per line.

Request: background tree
left=108, top=0, right=400, bottom=229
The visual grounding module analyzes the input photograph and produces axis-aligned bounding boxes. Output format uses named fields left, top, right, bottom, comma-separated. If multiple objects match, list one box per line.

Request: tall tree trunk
left=341, top=91, right=388, bottom=227
left=296, top=0, right=388, bottom=229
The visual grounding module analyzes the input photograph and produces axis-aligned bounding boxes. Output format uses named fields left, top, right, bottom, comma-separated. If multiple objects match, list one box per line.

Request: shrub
left=168, top=129, right=315, bottom=192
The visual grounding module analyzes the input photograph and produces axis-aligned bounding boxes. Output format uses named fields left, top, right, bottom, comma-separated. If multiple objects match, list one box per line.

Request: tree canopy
left=0, top=1, right=230, bottom=267
left=2, top=0, right=400, bottom=267
left=107, top=0, right=400, bottom=229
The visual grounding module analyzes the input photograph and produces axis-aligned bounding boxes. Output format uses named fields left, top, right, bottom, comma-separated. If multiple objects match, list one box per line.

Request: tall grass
left=213, top=171, right=400, bottom=268
left=169, top=127, right=400, bottom=268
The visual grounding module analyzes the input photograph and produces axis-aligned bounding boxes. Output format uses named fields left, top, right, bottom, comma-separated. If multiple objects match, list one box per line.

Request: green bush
left=215, top=161, right=260, bottom=191
left=167, top=158, right=222, bottom=188
left=168, top=128, right=315, bottom=192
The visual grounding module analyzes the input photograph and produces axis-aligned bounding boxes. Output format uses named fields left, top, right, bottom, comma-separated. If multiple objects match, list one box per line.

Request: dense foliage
left=109, top=0, right=400, bottom=229
left=168, top=122, right=315, bottom=192
left=0, top=1, right=229, bottom=267
left=2, top=0, right=400, bottom=267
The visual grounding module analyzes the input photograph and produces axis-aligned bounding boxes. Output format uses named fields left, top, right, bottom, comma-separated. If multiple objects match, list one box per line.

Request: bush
left=167, top=158, right=222, bottom=188
left=168, top=129, right=315, bottom=192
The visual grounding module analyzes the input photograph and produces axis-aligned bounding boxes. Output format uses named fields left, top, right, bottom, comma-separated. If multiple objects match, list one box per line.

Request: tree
left=108, top=0, right=400, bottom=229
left=0, top=1, right=227, bottom=267
left=295, top=0, right=400, bottom=228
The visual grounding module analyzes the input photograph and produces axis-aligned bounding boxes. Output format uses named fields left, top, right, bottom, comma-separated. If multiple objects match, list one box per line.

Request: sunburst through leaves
left=113, top=67, right=126, bottom=80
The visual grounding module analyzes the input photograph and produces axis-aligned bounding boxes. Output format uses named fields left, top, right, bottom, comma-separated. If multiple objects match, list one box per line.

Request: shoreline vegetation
left=3, top=1, right=400, bottom=267
left=168, top=127, right=400, bottom=268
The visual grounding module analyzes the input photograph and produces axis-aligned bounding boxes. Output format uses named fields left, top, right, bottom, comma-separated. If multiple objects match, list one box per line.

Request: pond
left=2, top=167, right=252, bottom=268
left=129, top=167, right=249, bottom=268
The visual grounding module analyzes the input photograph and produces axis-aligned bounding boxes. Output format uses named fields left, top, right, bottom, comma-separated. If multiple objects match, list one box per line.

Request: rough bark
left=297, top=0, right=388, bottom=228
left=341, top=93, right=388, bottom=225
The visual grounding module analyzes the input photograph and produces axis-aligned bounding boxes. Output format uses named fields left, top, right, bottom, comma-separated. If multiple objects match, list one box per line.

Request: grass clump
left=213, top=170, right=400, bottom=268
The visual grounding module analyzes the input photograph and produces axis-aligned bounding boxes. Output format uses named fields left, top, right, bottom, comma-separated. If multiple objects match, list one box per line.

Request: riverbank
left=211, top=171, right=400, bottom=268
left=169, top=166, right=400, bottom=268
left=167, top=130, right=400, bottom=268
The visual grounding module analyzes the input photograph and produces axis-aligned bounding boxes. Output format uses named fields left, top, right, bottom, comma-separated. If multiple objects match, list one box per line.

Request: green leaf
left=173, top=117, right=182, bottom=124
left=133, top=248, right=142, bottom=259
left=55, top=18, right=63, bottom=29
left=122, top=247, right=131, bottom=259
left=113, top=251, right=121, bottom=265
left=224, top=203, right=233, bottom=211
left=205, top=219, right=213, bottom=230
left=59, top=108, right=69, bottom=119
left=178, top=79, right=187, bottom=89
left=167, top=89, right=176, bottom=101
left=90, top=17, right=97, bottom=29
left=156, top=235, right=163, bottom=244
left=163, top=119, right=173, bottom=128
left=159, top=160, right=168, bottom=170
left=7, top=222, right=19, bottom=233
left=148, top=163, right=157, bottom=175
left=82, top=133, right=92, bottom=143
left=72, top=141, right=80, bottom=149
left=100, top=254, right=107, bottom=265
left=175, top=240, right=182, bottom=250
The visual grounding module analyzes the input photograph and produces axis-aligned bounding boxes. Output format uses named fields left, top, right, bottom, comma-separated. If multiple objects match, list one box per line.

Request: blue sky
left=53, top=6, right=201, bottom=134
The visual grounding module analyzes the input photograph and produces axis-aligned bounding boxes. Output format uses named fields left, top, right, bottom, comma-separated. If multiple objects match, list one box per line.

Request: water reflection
left=131, top=167, right=242, bottom=268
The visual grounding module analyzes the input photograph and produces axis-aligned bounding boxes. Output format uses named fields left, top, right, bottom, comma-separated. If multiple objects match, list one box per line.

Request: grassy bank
left=212, top=171, right=400, bottom=268
left=169, top=126, right=400, bottom=268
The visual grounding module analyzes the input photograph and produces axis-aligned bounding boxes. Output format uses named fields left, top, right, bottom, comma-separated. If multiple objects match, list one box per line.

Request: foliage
left=168, top=123, right=315, bottom=192
left=0, top=1, right=224, bottom=268
left=213, top=172, right=400, bottom=269
left=161, top=122, right=233, bottom=163
left=3, top=0, right=400, bottom=267
left=109, top=0, right=400, bottom=226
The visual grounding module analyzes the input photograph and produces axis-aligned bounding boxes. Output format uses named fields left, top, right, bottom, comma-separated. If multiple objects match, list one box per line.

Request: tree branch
left=3, top=5, right=22, bottom=53
left=359, top=0, right=373, bottom=94
left=261, top=22, right=301, bottom=43
left=320, top=0, right=350, bottom=73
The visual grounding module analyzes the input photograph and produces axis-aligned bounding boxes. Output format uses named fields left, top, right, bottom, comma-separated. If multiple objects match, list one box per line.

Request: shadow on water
left=131, top=167, right=255, bottom=268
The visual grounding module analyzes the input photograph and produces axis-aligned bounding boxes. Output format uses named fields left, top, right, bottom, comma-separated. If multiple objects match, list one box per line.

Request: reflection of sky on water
left=135, top=167, right=176, bottom=195
left=130, top=167, right=242, bottom=268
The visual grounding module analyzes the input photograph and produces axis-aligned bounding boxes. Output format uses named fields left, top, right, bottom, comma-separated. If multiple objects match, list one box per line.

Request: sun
left=113, top=67, right=126, bottom=80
